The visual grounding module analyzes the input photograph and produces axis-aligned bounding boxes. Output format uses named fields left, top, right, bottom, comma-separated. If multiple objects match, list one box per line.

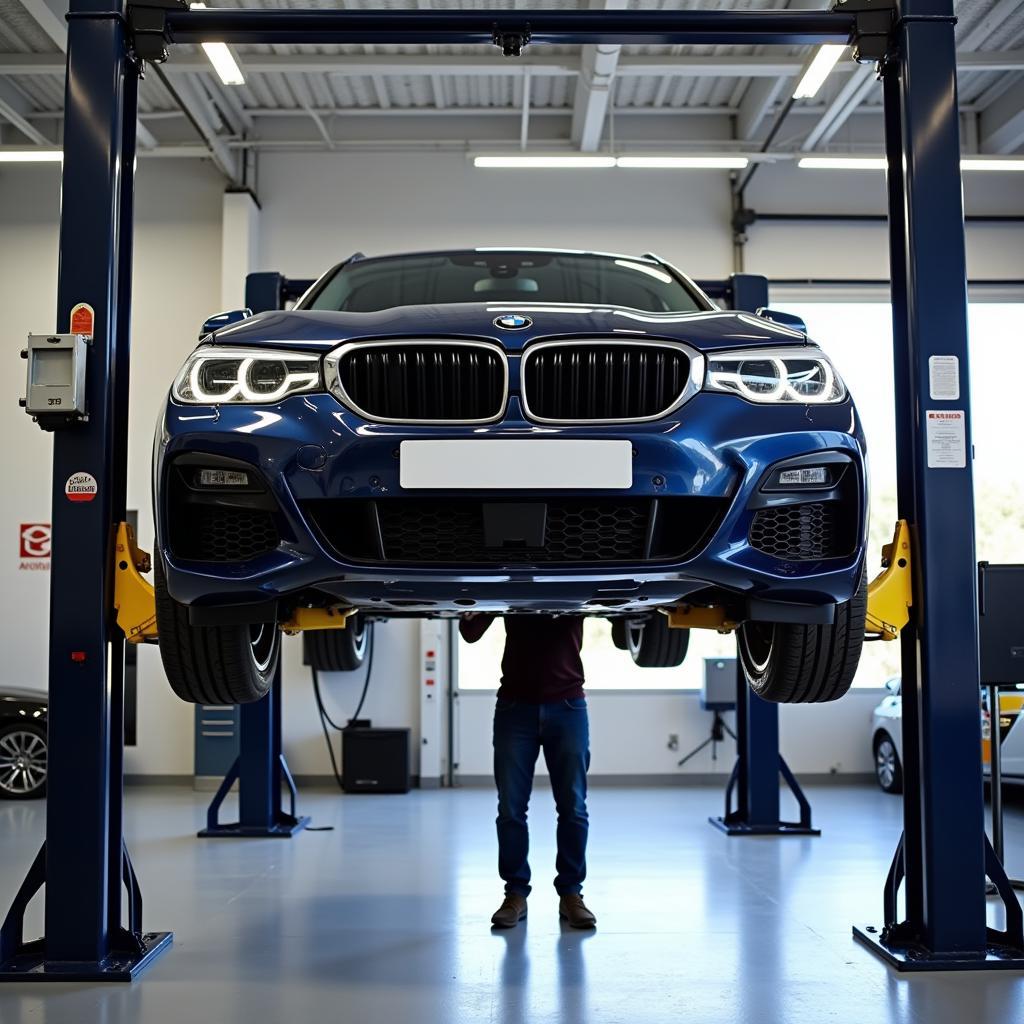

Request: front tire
left=874, top=733, right=903, bottom=794
left=0, top=722, right=48, bottom=800
left=154, top=559, right=280, bottom=704
left=626, top=614, right=690, bottom=668
left=737, top=567, right=867, bottom=704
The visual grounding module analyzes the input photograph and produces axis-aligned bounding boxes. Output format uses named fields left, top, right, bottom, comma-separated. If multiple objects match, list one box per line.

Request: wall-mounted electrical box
left=21, top=333, right=89, bottom=426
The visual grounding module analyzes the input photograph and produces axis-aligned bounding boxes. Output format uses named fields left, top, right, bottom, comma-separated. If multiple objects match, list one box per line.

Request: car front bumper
left=155, top=391, right=868, bottom=617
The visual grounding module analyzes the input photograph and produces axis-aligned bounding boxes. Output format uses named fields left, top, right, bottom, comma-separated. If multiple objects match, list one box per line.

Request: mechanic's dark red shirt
left=459, top=615, right=585, bottom=703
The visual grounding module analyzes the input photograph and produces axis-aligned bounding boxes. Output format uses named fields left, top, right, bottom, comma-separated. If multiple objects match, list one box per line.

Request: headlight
left=172, top=346, right=322, bottom=404
left=704, top=346, right=846, bottom=404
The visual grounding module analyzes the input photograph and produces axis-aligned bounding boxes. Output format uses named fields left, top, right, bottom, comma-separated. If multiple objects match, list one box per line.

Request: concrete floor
left=1, top=784, right=1023, bottom=1023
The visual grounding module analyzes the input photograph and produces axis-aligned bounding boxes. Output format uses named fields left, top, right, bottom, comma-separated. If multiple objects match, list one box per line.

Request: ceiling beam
left=800, top=62, right=876, bottom=151
left=979, top=77, right=1024, bottom=154
left=0, top=78, right=50, bottom=145
left=570, top=0, right=628, bottom=152
left=736, top=76, right=789, bottom=140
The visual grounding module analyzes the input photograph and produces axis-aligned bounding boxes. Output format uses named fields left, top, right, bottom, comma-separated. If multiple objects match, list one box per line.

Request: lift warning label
left=925, top=410, right=966, bottom=469
left=65, top=472, right=98, bottom=502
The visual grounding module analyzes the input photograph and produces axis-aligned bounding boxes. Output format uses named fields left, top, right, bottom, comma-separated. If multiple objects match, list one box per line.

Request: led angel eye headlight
left=704, top=346, right=845, bottom=405
left=172, top=347, right=322, bottom=404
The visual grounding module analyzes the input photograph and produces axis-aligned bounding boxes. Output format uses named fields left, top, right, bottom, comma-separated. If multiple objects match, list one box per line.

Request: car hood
left=208, top=303, right=809, bottom=354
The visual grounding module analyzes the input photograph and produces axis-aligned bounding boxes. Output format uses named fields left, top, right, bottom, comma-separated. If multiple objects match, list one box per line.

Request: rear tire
left=303, top=615, right=373, bottom=672
left=737, top=567, right=867, bottom=704
left=626, top=614, right=690, bottom=668
left=610, top=619, right=628, bottom=651
left=154, top=559, right=280, bottom=705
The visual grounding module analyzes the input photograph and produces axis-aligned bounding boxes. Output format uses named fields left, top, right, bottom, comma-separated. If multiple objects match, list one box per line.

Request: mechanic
left=460, top=613, right=597, bottom=930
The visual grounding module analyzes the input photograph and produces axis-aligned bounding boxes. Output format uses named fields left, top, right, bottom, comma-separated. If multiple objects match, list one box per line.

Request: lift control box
left=21, top=333, right=89, bottom=426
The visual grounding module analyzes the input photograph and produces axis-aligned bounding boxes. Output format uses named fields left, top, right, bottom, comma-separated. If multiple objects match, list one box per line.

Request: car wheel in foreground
left=626, top=614, right=690, bottom=668
left=304, top=616, right=374, bottom=672
left=0, top=722, right=48, bottom=800
left=154, top=559, right=280, bottom=705
left=737, top=567, right=867, bottom=704
left=874, top=733, right=903, bottom=794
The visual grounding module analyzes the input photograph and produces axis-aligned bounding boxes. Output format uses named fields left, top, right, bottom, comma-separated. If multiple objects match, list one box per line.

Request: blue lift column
left=0, top=0, right=170, bottom=981
left=853, top=0, right=1024, bottom=969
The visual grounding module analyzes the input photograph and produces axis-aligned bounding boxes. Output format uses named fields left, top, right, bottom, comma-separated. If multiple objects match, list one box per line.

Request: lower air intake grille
left=329, top=341, right=506, bottom=422
left=173, top=507, right=280, bottom=563
left=749, top=503, right=850, bottom=561
left=303, top=496, right=729, bottom=566
left=523, top=342, right=691, bottom=422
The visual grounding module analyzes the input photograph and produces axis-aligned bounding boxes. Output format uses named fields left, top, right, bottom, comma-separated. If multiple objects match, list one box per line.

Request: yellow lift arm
left=112, top=521, right=353, bottom=644
left=665, top=519, right=914, bottom=641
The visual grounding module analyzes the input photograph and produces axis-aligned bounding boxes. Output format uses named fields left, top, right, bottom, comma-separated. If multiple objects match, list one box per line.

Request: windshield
left=303, top=251, right=706, bottom=313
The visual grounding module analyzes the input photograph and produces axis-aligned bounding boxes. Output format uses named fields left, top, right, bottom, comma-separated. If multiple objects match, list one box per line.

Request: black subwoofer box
left=342, top=727, right=411, bottom=794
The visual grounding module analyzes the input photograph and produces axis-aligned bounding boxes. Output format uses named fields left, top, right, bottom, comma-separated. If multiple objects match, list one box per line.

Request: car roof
left=350, top=247, right=665, bottom=265
left=0, top=686, right=47, bottom=702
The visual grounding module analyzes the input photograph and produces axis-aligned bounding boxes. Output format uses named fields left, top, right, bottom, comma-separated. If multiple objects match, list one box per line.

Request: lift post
left=3, top=0, right=1020, bottom=984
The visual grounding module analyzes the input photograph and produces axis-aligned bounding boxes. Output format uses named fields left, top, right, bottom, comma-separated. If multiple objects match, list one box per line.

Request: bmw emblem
left=494, top=314, right=532, bottom=331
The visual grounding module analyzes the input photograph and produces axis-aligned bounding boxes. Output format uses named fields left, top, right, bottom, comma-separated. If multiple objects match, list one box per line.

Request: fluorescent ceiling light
left=798, top=157, right=888, bottom=170
left=793, top=44, right=846, bottom=100
left=0, top=150, right=63, bottom=162
left=190, top=3, right=245, bottom=85
left=800, top=156, right=1024, bottom=172
left=616, top=155, right=749, bottom=169
left=961, top=158, right=1024, bottom=172
left=474, top=155, right=616, bottom=168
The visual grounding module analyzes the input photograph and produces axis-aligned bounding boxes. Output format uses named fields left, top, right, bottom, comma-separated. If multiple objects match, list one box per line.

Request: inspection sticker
left=928, top=355, right=960, bottom=401
left=65, top=471, right=98, bottom=502
left=69, top=302, right=94, bottom=339
left=925, top=410, right=966, bottom=469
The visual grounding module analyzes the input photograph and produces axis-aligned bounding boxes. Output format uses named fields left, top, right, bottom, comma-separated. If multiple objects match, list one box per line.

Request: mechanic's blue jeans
left=492, top=698, right=590, bottom=898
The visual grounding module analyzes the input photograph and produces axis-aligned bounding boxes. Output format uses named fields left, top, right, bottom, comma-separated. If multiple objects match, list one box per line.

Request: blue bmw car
left=153, top=248, right=867, bottom=706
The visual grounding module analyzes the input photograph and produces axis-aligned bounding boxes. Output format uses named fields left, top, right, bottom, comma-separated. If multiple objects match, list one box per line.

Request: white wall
left=1, top=150, right=1021, bottom=780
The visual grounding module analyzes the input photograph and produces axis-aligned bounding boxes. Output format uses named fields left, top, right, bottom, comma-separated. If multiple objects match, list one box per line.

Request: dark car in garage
left=0, top=687, right=48, bottom=800
left=154, top=248, right=868, bottom=708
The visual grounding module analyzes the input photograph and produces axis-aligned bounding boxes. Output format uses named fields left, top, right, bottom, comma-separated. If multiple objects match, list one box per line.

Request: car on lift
left=871, top=677, right=1024, bottom=793
left=154, top=248, right=868, bottom=706
left=0, top=687, right=48, bottom=800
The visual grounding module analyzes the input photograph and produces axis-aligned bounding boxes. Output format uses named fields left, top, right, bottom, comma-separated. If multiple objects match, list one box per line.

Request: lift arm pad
left=114, top=522, right=159, bottom=644
left=279, top=606, right=353, bottom=634
left=865, top=519, right=913, bottom=641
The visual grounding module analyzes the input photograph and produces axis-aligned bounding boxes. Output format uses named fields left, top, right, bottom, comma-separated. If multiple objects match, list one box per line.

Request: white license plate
left=399, top=439, right=633, bottom=490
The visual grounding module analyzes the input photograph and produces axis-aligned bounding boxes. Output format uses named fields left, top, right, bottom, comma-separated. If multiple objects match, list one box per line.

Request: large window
left=458, top=302, right=1024, bottom=691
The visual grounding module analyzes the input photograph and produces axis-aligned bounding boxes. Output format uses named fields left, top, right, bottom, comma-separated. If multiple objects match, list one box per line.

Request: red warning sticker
left=65, top=472, right=98, bottom=503
left=70, top=302, right=94, bottom=338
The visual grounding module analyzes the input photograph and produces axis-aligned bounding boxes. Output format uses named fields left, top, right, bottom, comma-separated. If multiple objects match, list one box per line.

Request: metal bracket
left=114, top=522, right=158, bottom=644
left=664, top=605, right=738, bottom=634
left=831, top=0, right=897, bottom=64
left=492, top=23, right=531, bottom=57
left=865, top=518, right=913, bottom=641
left=127, top=0, right=188, bottom=64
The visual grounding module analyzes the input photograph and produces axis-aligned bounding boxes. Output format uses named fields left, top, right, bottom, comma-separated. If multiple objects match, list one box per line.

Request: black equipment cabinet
left=343, top=727, right=411, bottom=794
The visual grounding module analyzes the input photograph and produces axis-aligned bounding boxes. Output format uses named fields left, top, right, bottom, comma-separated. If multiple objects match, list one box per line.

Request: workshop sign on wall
left=19, top=523, right=51, bottom=571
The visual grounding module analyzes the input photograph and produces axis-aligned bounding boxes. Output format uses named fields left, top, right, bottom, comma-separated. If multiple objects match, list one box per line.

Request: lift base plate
left=0, top=931, right=172, bottom=983
left=853, top=925, right=1024, bottom=972
left=709, top=816, right=820, bottom=836
left=198, top=815, right=311, bottom=839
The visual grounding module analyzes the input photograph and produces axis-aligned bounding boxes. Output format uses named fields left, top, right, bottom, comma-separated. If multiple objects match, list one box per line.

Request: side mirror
left=199, top=308, right=252, bottom=340
left=885, top=677, right=901, bottom=696
left=755, top=307, right=807, bottom=335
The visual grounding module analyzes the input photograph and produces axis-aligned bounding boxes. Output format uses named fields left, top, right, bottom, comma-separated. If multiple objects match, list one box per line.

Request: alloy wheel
left=0, top=729, right=47, bottom=796
left=876, top=737, right=897, bottom=790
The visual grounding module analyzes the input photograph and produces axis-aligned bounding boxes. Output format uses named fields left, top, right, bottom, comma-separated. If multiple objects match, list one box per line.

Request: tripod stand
left=678, top=708, right=736, bottom=767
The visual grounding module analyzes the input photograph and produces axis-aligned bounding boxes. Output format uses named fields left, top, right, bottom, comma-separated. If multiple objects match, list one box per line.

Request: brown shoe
left=491, top=893, right=528, bottom=928
left=559, top=894, right=597, bottom=929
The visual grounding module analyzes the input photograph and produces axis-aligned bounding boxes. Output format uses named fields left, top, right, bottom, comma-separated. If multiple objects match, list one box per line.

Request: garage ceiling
left=1, top=0, right=1023, bottom=179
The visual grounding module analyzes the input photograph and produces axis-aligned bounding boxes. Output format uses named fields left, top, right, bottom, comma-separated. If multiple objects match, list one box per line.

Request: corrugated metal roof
left=0, top=0, right=1020, bottom=149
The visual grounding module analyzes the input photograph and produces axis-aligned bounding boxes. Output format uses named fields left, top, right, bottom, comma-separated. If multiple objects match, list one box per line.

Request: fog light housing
left=777, top=467, right=829, bottom=487
left=197, top=468, right=250, bottom=487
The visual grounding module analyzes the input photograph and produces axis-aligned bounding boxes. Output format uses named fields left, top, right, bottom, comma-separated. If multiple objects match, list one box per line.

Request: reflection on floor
left=1, top=784, right=1023, bottom=1023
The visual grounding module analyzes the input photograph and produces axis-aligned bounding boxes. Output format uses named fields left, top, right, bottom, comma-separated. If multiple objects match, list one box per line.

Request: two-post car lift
left=1, top=0, right=1021, bottom=982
